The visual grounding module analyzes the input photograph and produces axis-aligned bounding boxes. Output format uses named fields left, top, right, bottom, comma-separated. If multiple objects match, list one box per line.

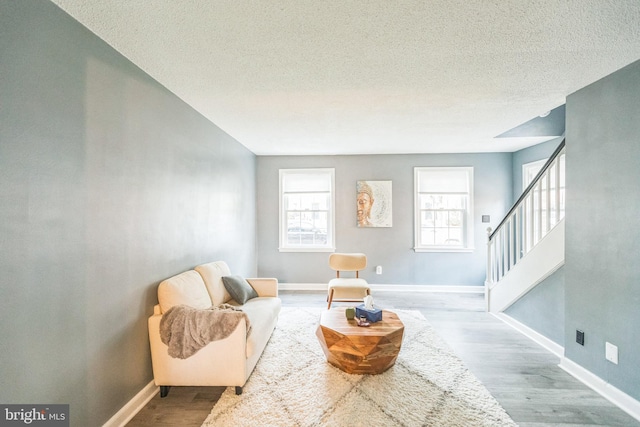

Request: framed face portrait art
left=356, top=180, right=392, bottom=227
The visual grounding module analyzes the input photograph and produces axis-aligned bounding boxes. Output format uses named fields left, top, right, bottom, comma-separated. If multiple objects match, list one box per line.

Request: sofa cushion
left=195, top=261, right=232, bottom=306
left=227, top=297, right=282, bottom=358
left=158, top=270, right=211, bottom=313
left=222, top=275, right=258, bottom=304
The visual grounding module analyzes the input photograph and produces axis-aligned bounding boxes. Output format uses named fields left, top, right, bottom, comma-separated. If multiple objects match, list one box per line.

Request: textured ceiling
left=51, top=0, right=640, bottom=155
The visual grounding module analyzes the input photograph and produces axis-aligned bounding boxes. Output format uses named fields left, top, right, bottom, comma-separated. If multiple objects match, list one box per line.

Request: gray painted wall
left=257, top=153, right=512, bottom=285
left=505, top=266, right=565, bottom=346
left=565, top=59, right=640, bottom=400
left=0, top=2, right=257, bottom=426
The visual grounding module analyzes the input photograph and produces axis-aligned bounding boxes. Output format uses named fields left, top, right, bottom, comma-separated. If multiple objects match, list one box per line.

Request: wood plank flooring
left=126, top=291, right=640, bottom=426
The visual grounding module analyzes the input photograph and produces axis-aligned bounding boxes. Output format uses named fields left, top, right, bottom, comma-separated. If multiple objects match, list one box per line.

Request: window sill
left=279, top=247, right=336, bottom=253
left=413, top=247, right=474, bottom=253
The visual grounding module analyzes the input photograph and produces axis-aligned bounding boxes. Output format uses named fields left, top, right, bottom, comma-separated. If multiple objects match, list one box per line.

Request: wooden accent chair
left=327, top=253, right=371, bottom=309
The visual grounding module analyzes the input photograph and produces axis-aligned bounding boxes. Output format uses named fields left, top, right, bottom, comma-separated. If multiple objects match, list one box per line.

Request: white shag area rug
left=202, top=307, right=517, bottom=427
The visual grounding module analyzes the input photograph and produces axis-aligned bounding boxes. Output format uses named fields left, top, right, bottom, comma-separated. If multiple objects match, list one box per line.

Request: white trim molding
left=102, top=380, right=158, bottom=427
left=278, top=283, right=484, bottom=293
left=559, top=357, right=640, bottom=422
left=492, top=312, right=564, bottom=358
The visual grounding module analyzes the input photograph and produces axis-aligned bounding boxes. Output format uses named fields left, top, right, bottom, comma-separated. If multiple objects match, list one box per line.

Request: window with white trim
left=414, top=167, right=474, bottom=252
left=522, top=158, right=547, bottom=190
left=279, top=168, right=335, bottom=252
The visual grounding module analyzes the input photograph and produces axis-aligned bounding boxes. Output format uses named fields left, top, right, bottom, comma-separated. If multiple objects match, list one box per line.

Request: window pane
left=419, top=194, right=466, bottom=209
left=446, top=195, right=466, bottom=209
left=433, top=211, right=448, bottom=227
left=299, top=193, right=329, bottom=210
left=523, top=158, right=547, bottom=190
left=284, top=194, right=300, bottom=210
left=431, top=195, right=445, bottom=209
left=433, top=228, right=449, bottom=245
left=421, top=210, right=434, bottom=227
left=447, top=228, right=463, bottom=245
left=419, top=194, right=435, bottom=209
left=285, top=193, right=330, bottom=211
left=449, top=210, right=462, bottom=227
left=420, top=228, right=435, bottom=246
left=287, top=211, right=328, bottom=245
left=286, top=211, right=301, bottom=226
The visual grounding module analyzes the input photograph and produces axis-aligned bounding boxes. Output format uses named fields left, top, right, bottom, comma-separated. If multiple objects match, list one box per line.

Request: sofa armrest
left=148, top=311, right=249, bottom=386
left=246, top=278, right=278, bottom=297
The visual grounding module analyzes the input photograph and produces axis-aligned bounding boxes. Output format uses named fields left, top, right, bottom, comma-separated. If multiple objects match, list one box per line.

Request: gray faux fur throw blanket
left=160, top=304, right=251, bottom=359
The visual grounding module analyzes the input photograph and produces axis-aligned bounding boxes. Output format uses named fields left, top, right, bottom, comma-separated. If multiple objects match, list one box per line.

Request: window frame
left=522, top=158, right=548, bottom=190
left=414, top=166, right=474, bottom=253
left=279, top=168, right=336, bottom=253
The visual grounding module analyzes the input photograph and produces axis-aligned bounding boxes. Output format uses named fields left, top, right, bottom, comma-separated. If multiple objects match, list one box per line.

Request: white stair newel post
left=485, top=227, right=493, bottom=311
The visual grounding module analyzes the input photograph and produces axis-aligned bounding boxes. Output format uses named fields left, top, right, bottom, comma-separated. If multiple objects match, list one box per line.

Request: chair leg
left=235, top=386, right=243, bottom=395
left=327, top=289, right=334, bottom=309
left=160, top=386, right=170, bottom=398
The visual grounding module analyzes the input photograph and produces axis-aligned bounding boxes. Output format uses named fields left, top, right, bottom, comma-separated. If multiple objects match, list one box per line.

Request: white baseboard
left=489, top=313, right=640, bottom=422
left=559, top=357, right=640, bottom=422
left=279, top=283, right=327, bottom=291
left=102, top=380, right=158, bottom=427
left=373, top=284, right=484, bottom=293
left=278, top=283, right=484, bottom=293
left=492, top=312, right=564, bottom=357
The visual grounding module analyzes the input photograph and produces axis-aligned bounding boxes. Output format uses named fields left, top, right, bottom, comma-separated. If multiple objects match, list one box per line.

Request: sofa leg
left=235, top=386, right=243, bottom=395
left=160, top=386, right=170, bottom=398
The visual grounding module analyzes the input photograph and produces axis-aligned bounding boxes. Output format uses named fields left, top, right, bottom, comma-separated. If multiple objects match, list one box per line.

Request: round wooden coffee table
left=316, top=308, right=404, bottom=374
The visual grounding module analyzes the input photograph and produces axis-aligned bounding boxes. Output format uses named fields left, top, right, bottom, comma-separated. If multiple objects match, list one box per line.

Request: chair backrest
left=329, top=253, right=367, bottom=278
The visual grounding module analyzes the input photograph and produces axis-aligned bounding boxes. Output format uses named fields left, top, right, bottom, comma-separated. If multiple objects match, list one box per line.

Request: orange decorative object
left=316, top=308, right=404, bottom=374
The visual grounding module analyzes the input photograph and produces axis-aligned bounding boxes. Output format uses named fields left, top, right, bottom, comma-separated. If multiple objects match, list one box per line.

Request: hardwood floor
left=126, top=291, right=640, bottom=426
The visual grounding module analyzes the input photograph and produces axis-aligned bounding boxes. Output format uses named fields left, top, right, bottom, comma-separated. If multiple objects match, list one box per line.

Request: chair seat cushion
left=328, top=278, right=369, bottom=289
left=328, top=278, right=370, bottom=300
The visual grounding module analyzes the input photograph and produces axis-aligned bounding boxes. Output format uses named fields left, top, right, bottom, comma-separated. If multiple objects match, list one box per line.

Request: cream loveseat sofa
left=148, top=261, right=281, bottom=396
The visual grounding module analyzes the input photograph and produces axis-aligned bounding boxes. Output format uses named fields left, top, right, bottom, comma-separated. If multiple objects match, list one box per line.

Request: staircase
left=485, top=140, right=566, bottom=313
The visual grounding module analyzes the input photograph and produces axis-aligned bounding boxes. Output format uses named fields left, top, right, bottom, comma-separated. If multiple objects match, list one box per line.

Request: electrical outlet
left=605, top=342, right=618, bottom=364
left=376, top=266, right=382, bottom=275
left=576, top=330, right=585, bottom=346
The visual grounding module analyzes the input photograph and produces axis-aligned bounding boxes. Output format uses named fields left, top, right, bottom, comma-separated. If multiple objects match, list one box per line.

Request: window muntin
left=414, top=167, right=474, bottom=252
left=279, top=169, right=335, bottom=252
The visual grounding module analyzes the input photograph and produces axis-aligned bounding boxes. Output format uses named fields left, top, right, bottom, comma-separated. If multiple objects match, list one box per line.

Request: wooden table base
left=316, top=308, right=404, bottom=374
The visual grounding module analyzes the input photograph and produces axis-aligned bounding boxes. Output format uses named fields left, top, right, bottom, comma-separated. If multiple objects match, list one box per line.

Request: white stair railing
left=486, top=140, right=566, bottom=290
